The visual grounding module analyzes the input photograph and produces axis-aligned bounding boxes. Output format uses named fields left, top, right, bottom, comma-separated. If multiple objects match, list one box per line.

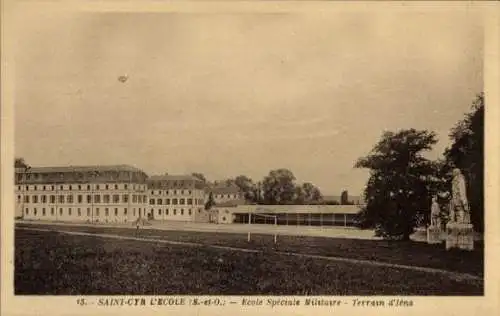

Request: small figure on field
left=135, top=218, right=140, bottom=237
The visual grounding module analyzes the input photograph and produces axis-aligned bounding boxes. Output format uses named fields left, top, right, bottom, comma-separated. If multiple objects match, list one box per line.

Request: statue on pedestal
left=430, top=196, right=441, bottom=227
left=449, top=168, right=471, bottom=224
left=427, top=195, right=442, bottom=244
left=446, top=168, right=474, bottom=250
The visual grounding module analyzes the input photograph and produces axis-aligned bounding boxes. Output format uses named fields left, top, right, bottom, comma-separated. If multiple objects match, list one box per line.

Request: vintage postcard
left=1, top=1, right=499, bottom=316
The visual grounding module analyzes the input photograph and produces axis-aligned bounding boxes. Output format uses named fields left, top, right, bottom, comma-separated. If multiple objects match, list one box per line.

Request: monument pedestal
left=445, top=222, right=474, bottom=251
left=427, top=225, right=442, bottom=244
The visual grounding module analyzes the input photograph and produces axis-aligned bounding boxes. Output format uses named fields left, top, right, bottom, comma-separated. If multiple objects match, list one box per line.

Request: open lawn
left=15, top=228, right=483, bottom=295
left=16, top=222, right=484, bottom=277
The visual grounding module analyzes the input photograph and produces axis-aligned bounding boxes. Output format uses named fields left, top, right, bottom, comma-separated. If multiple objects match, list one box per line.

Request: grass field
left=15, top=227, right=483, bottom=295
left=16, top=222, right=484, bottom=276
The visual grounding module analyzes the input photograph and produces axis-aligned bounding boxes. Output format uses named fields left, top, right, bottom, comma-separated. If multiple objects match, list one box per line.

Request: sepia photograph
left=3, top=1, right=493, bottom=304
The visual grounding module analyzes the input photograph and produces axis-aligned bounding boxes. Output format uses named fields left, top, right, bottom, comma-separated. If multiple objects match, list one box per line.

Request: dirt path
left=16, top=219, right=380, bottom=240
left=17, top=226, right=483, bottom=285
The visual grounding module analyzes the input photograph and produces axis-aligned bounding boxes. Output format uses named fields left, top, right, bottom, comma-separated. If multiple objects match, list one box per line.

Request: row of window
left=24, top=207, right=199, bottom=217
left=18, top=194, right=147, bottom=204
left=149, top=198, right=203, bottom=206
left=214, top=194, right=241, bottom=199
left=152, top=209, right=195, bottom=216
left=149, top=189, right=201, bottom=196
left=16, top=186, right=240, bottom=199
left=147, top=191, right=242, bottom=199
left=17, top=183, right=146, bottom=192
left=19, top=194, right=205, bottom=206
left=25, top=207, right=145, bottom=217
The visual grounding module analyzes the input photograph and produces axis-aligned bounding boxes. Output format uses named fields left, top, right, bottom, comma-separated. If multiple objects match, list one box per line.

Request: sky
left=12, top=6, right=484, bottom=196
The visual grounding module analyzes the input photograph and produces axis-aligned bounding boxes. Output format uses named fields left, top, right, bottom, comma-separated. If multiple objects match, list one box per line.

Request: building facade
left=15, top=164, right=360, bottom=226
left=204, top=183, right=245, bottom=223
left=206, top=184, right=244, bottom=205
left=15, top=165, right=149, bottom=223
left=147, top=175, right=208, bottom=222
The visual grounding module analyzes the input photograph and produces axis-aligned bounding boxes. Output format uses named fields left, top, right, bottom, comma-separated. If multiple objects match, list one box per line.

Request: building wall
left=211, top=192, right=243, bottom=205
left=15, top=182, right=148, bottom=223
left=215, top=208, right=235, bottom=224
left=194, top=208, right=210, bottom=223
left=147, top=181, right=206, bottom=222
left=16, top=182, right=210, bottom=223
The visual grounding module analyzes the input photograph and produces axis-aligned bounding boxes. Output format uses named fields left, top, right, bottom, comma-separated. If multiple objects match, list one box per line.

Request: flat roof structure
left=228, top=204, right=364, bottom=214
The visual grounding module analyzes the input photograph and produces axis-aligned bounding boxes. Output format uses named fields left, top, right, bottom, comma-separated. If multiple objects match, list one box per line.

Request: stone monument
left=445, top=168, right=474, bottom=251
left=427, top=196, right=442, bottom=244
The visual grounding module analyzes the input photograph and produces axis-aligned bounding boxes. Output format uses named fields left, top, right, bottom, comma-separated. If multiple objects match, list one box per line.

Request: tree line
left=354, top=93, right=484, bottom=240
left=193, top=169, right=326, bottom=206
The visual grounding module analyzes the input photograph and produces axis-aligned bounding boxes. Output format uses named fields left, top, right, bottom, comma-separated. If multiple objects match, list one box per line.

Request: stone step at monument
left=426, top=226, right=442, bottom=244
left=445, top=223, right=474, bottom=251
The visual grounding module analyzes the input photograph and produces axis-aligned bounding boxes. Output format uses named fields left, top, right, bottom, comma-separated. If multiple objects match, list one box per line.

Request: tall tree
left=444, top=93, right=484, bottom=231
left=301, top=182, right=323, bottom=204
left=294, top=186, right=306, bottom=204
left=301, top=182, right=315, bottom=203
left=340, top=190, right=349, bottom=205
left=233, top=175, right=255, bottom=202
left=253, top=181, right=263, bottom=204
left=355, top=129, right=438, bottom=240
left=262, top=169, right=296, bottom=205
left=310, top=187, right=323, bottom=204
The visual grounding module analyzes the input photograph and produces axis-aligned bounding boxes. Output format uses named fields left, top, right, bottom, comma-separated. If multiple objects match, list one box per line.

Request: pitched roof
left=15, top=164, right=149, bottom=184
left=148, top=175, right=200, bottom=182
left=208, top=184, right=241, bottom=194
left=147, top=174, right=206, bottom=189
left=15, top=164, right=145, bottom=174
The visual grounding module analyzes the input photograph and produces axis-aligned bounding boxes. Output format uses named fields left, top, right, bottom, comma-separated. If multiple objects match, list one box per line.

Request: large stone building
left=15, top=165, right=213, bottom=223
left=15, top=165, right=149, bottom=223
left=147, top=174, right=208, bottom=222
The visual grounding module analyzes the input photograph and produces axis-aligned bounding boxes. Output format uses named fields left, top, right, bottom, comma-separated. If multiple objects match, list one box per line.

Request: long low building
left=212, top=204, right=364, bottom=227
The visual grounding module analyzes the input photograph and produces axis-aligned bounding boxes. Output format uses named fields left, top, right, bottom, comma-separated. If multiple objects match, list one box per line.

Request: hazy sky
left=13, top=7, right=483, bottom=195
